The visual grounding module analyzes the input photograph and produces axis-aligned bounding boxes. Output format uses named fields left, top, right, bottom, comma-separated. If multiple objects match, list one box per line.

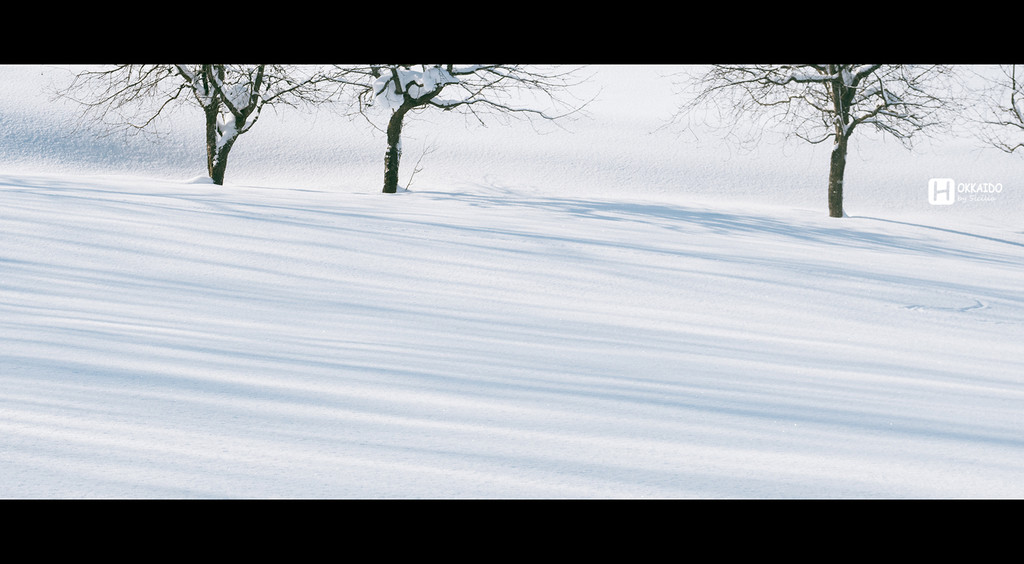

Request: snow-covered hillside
left=1, top=65, right=1022, bottom=498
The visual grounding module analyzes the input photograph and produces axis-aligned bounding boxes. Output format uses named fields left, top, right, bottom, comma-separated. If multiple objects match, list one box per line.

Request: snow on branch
left=344, top=64, right=588, bottom=124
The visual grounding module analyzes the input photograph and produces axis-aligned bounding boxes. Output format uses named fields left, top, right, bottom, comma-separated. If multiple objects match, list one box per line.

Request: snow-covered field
left=1, top=65, right=1022, bottom=498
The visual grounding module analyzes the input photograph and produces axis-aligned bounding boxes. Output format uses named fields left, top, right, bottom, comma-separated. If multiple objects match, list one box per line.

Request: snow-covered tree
left=61, top=65, right=331, bottom=185
left=675, top=65, right=959, bottom=217
left=332, top=65, right=588, bottom=194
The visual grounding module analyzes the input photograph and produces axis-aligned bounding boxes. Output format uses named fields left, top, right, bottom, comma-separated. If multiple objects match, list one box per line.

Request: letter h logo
left=929, top=178, right=956, bottom=205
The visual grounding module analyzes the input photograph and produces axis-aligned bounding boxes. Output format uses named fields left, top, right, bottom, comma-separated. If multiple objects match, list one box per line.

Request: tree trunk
left=382, top=107, right=408, bottom=194
left=205, top=110, right=239, bottom=186
left=204, top=104, right=220, bottom=183
left=828, top=135, right=849, bottom=218
left=210, top=140, right=234, bottom=186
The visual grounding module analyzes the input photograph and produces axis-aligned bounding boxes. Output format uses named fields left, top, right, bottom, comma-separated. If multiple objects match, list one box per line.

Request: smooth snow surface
left=1, top=65, right=1022, bottom=498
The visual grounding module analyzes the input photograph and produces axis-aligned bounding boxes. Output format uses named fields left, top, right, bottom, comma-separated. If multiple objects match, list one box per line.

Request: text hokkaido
left=957, top=182, right=1003, bottom=193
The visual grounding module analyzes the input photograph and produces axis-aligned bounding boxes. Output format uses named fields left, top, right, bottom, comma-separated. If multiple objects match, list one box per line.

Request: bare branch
left=674, top=64, right=957, bottom=148
left=968, top=64, right=1024, bottom=154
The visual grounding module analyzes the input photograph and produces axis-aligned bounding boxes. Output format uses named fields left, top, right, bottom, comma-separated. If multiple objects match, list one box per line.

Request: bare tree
left=675, top=64, right=959, bottom=217
left=332, top=65, right=589, bottom=194
left=61, top=64, right=331, bottom=185
left=969, top=64, right=1024, bottom=154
